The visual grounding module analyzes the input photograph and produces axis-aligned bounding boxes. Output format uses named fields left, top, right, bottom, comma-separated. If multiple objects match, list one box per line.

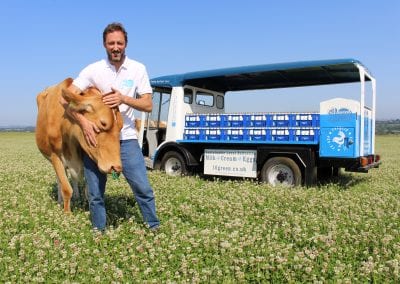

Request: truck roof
left=150, top=58, right=372, bottom=93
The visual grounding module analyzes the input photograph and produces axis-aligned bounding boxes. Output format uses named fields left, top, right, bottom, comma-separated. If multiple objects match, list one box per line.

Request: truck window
left=196, top=91, right=214, bottom=107
left=184, top=88, right=193, bottom=104
left=150, top=91, right=170, bottom=127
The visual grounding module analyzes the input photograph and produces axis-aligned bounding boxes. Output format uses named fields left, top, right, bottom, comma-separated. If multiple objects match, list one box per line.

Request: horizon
left=2, top=119, right=400, bottom=129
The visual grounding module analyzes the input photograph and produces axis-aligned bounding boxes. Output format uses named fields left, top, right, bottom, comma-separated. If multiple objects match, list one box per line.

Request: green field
left=0, top=132, right=399, bottom=282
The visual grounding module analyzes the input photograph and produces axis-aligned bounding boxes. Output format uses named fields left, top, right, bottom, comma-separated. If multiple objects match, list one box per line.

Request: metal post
left=371, top=77, right=376, bottom=153
left=357, top=64, right=365, bottom=157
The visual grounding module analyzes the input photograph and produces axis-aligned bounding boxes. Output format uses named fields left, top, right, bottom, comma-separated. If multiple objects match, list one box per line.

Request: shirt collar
left=106, top=56, right=129, bottom=71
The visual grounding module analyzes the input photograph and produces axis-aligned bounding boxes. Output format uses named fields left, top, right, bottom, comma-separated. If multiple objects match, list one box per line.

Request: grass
left=0, top=132, right=399, bottom=283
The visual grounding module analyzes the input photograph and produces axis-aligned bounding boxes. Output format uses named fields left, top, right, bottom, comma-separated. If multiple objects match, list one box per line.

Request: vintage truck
left=136, top=58, right=381, bottom=186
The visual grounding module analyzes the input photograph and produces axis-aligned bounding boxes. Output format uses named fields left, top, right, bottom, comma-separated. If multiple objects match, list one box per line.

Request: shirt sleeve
left=137, top=66, right=153, bottom=95
left=72, top=64, right=93, bottom=91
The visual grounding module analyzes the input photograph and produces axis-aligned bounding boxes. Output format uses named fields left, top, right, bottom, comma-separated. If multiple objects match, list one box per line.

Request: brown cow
left=35, top=78, right=123, bottom=213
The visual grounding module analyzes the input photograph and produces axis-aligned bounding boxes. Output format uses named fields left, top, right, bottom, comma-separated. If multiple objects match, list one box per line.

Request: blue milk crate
left=290, top=113, right=320, bottom=127
left=225, top=114, right=248, bottom=127
left=293, top=128, right=319, bottom=142
left=183, top=128, right=204, bottom=140
left=204, top=114, right=223, bottom=127
left=268, top=128, right=291, bottom=141
left=223, top=128, right=247, bottom=141
left=249, top=114, right=268, bottom=127
left=248, top=128, right=267, bottom=141
left=270, top=113, right=290, bottom=127
left=185, top=114, right=203, bottom=127
left=205, top=129, right=223, bottom=141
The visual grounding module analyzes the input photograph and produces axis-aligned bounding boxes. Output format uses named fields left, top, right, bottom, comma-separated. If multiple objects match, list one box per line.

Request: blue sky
left=0, top=0, right=398, bottom=126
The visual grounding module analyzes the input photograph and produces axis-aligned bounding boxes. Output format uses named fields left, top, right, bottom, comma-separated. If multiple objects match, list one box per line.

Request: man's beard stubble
left=108, top=50, right=125, bottom=63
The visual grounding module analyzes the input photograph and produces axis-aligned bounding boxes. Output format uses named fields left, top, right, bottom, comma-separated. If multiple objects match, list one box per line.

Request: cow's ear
left=62, top=88, right=84, bottom=103
left=62, top=88, right=92, bottom=113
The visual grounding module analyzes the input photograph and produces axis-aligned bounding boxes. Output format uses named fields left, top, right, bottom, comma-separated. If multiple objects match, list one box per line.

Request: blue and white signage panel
left=320, top=127, right=355, bottom=157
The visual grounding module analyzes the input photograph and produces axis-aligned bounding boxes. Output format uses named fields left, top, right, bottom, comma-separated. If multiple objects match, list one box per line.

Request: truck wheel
left=161, top=151, right=188, bottom=176
left=260, top=157, right=302, bottom=186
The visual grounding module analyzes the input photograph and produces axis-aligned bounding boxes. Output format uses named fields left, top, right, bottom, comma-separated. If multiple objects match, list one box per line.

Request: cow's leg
left=71, top=177, right=80, bottom=200
left=65, top=157, right=84, bottom=202
left=56, top=176, right=63, bottom=205
left=83, top=183, right=89, bottom=201
left=80, top=173, right=89, bottom=203
left=50, top=154, right=73, bottom=213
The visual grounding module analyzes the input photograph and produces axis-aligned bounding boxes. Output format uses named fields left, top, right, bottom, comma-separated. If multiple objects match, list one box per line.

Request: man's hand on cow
left=103, top=88, right=123, bottom=108
left=79, top=116, right=100, bottom=147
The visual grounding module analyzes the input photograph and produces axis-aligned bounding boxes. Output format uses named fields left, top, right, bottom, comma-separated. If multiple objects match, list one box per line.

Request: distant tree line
left=0, top=126, right=35, bottom=132
left=375, top=119, right=400, bottom=135
left=1, top=120, right=399, bottom=135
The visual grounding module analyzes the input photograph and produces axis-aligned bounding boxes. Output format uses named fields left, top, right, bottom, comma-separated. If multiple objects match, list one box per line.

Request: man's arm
left=60, top=84, right=100, bottom=147
left=102, top=88, right=152, bottom=112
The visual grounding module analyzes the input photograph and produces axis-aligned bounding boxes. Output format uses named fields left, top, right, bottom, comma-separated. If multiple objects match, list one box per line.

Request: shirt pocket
left=120, top=79, right=134, bottom=96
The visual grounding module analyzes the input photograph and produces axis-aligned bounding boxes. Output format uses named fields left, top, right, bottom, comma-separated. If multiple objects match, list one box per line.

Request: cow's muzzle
left=111, top=165, right=122, bottom=174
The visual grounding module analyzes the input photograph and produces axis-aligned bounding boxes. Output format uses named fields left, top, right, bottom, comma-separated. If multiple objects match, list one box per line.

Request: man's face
left=104, top=31, right=126, bottom=63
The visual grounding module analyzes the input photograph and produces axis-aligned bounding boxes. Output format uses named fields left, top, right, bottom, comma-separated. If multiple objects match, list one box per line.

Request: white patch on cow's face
left=84, top=103, right=94, bottom=113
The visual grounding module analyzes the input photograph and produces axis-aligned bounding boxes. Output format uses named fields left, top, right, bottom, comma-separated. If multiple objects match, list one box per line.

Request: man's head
left=103, top=22, right=128, bottom=64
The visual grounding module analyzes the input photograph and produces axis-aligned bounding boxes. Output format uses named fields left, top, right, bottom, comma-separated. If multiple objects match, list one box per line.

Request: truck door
left=144, top=90, right=171, bottom=160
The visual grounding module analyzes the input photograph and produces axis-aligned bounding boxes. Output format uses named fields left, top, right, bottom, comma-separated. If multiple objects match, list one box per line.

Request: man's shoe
left=149, top=225, right=160, bottom=233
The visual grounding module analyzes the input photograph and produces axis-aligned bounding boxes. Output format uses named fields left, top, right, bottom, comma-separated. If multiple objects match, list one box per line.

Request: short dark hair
left=103, top=22, right=128, bottom=44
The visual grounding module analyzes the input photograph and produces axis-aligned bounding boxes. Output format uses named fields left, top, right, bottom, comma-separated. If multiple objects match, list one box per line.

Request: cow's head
left=62, top=87, right=123, bottom=174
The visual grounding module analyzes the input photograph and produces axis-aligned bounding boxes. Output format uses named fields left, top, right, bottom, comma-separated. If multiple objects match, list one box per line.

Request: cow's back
left=36, top=78, right=73, bottom=158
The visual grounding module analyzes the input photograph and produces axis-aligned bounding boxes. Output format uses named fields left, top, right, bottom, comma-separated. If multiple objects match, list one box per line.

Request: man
left=66, top=22, right=160, bottom=231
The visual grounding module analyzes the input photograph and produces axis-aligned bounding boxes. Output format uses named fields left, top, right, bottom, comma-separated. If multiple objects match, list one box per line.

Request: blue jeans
left=84, top=139, right=160, bottom=231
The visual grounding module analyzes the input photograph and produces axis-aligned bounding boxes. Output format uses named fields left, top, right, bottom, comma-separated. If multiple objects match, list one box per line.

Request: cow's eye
left=100, top=119, right=108, bottom=129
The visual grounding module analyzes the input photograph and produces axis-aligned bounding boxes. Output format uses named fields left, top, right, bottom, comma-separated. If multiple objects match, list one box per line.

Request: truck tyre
left=260, top=157, right=302, bottom=186
left=161, top=151, right=188, bottom=176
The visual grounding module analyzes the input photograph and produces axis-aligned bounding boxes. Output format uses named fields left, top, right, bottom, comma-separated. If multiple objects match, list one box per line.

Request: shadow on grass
left=199, top=170, right=367, bottom=190
left=314, top=172, right=367, bottom=190
left=105, top=195, right=141, bottom=228
left=49, top=183, right=141, bottom=228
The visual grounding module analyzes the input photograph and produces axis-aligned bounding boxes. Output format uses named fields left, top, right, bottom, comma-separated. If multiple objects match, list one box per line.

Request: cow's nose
left=111, top=165, right=122, bottom=173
